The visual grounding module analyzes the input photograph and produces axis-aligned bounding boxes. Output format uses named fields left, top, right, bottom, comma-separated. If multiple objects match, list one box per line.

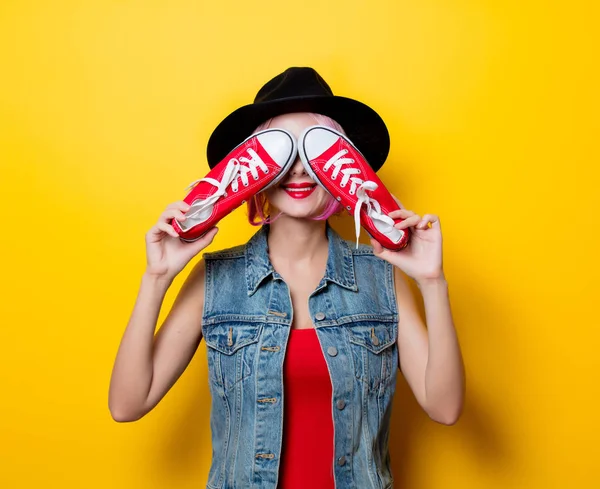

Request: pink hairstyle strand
left=247, top=113, right=344, bottom=225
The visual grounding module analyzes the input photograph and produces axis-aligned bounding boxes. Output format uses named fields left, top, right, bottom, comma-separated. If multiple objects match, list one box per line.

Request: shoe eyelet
left=331, top=175, right=336, bottom=180
left=254, top=176, right=259, bottom=181
left=265, top=168, right=270, bottom=174
left=244, top=182, right=249, bottom=187
left=349, top=190, right=354, bottom=195
left=340, top=183, right=346, bottom=188
left=346, top=206, right=351, bottom=210
left=336, top=196, right=342, bottom=201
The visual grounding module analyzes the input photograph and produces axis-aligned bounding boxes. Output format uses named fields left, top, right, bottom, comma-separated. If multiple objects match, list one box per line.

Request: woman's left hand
left=370, top=197, right=444, bottom=284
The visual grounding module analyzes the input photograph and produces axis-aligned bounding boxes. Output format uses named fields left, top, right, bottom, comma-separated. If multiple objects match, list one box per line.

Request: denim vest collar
left=245, top=223, right=358, bottom=296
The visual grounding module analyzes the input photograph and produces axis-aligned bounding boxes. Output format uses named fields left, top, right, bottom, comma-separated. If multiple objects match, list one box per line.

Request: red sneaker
left=298, top=126, right=410, bottom=250
left=172, top=129, right=296, bottom=242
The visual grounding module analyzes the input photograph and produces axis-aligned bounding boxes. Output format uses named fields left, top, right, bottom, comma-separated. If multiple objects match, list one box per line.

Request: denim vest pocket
left=203, top=321, right=263, bottom=392
left=346, top=320, right=397, bottom=393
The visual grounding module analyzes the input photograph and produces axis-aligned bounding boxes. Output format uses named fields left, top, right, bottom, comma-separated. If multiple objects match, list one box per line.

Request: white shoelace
left=184, top=148, right=269, bottom=221
left=324, top=149, right=397, bottom=248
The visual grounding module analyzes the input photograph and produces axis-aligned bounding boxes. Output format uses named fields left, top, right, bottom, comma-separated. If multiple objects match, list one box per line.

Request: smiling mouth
left=280, top=182, right=318, bottom=199
left=280, top=182, right=318, bottom=191
left=281, top=185, right=317, bottom=192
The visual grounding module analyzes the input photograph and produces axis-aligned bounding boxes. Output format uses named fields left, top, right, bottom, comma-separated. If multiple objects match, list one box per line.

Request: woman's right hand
left=144, top=201, right=219, bottom=281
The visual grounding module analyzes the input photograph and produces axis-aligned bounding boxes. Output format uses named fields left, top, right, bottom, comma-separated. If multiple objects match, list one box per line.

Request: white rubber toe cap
left=256, top=130, right=296, bottom=168
left=301, top=126, right=340, bottom=160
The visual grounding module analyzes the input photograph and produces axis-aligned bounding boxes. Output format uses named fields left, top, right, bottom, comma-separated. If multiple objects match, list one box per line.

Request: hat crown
left=207, top=66, right=390, bottom=172
left=254, top=67, right=334, bottom=103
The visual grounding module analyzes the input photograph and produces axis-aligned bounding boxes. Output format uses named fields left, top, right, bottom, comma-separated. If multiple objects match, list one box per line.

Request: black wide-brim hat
left=206, top=67, right=390, bottom=172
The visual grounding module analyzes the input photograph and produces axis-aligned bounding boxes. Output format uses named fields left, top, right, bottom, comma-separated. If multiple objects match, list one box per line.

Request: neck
left=266, top=216, right=329, bottom=265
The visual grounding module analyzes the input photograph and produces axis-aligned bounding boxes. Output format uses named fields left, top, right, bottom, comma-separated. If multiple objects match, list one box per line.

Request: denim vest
left=201, top=223, right=399, bottom=489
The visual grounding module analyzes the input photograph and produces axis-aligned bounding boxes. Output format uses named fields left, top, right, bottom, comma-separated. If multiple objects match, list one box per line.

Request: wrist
left=142, top=271, right=174, bottom=289
left=415, top=274, right=447, bottom=289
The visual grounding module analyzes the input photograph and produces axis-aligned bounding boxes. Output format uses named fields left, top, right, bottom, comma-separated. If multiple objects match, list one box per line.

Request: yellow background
left=1, top=1, right=598, bottom=488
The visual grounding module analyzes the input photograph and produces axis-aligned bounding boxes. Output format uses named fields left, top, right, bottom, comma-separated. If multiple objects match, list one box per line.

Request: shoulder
left=202, top=243, right=246, bottom=261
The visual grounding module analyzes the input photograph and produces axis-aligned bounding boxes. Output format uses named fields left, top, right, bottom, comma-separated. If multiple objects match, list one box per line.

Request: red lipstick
left=281, top=182, right=318, bottom=200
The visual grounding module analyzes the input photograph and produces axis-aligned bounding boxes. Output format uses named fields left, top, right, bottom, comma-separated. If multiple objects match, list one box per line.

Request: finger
left=165, top=201, right=191, bottom=213
left=172, top=210, right=187, bottom=222
left=177, top=200, right=192, bottom=212
left=147, top=224, right=175, bottom=240
left=370, top=237, right=384, bottom=255
left=394, top=215, right=421, bottom=230
left=160, top=208, right=187, bottom=223
left=428, top=214, right=441, bottom=229
left=370, top=238, right=408, bottom=269
left=156, top=221, right=179, bottom=238
left=196, top=226, right=219, bottom=248
left=184, top=226, right=219, bottom=252
left=369, top=238, right=397, bottom=262
left=417, top=214, right=440, bottom=229
left=388, top=208, right=415, bottom=219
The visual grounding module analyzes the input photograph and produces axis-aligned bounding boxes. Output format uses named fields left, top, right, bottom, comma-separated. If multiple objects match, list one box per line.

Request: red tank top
left=278, top=328, right=335, bottom=489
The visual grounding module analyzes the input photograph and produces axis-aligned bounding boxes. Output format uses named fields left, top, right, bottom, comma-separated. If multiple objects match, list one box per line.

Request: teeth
left=284, top=186, right=314, bottom=192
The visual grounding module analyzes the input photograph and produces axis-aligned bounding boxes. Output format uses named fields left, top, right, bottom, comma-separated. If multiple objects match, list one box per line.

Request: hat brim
left=206, top=95, right=390, bottom=172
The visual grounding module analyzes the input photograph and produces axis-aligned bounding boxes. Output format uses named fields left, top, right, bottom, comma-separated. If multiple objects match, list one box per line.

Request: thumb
left=189, top=226, right=219, bottom=253
left=370, top=237, right=411, bottom=270
left=370, top=238, right=395, bottom=262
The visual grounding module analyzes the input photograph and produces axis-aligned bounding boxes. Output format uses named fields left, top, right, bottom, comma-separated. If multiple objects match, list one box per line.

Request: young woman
left=109, top=67, right=465, bottom=489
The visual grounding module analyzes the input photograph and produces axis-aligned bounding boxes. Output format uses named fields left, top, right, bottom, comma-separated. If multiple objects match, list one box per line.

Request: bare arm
left=108, top=261, right=207, bottom=422
left=108, top=199, right=218, bottom=422
left=372, top=202, right=464, bottom=425
left=394, top=267, right=465, bottom=425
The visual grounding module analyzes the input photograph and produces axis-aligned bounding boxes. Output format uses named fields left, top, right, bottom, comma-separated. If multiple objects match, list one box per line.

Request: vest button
left=327, top=346, right=338, bottom=357
left=336, top=399, right=346, bottom=410
left=372, top=336, right=380, bottom=346
left=337, top=456, right=346, bottom=466
left=315, top=312, right=326, bottom=321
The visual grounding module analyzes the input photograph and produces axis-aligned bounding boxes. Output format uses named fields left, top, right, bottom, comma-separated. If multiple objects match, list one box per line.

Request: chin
left=272, top=201, right=322, bottom=219
left=281, top=208, right=322, bottom=220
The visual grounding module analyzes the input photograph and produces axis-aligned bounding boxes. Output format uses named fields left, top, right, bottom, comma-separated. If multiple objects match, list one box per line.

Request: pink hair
left=247, top=113, right=345, bottom=226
